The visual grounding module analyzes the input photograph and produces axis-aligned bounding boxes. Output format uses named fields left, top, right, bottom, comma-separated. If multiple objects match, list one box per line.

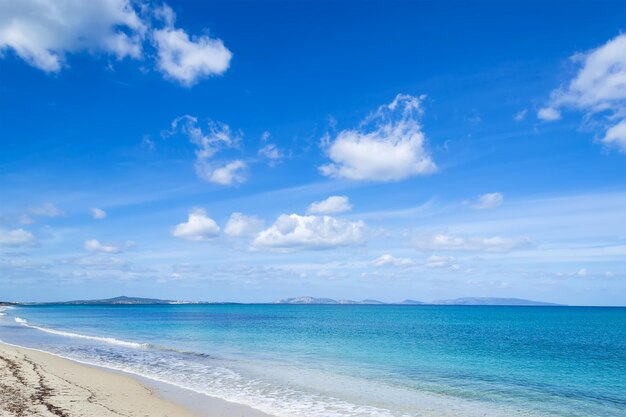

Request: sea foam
left=14, top=317, right=147, bottom=349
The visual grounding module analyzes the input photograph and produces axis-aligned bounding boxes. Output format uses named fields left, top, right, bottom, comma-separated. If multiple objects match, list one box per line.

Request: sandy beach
left=0, top=341, right=273, bottom=417
left=0, top=341, right=199, bottom=417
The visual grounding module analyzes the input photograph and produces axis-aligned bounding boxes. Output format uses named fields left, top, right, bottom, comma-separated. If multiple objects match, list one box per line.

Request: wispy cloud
left=258, top=131, right=285, bottom=166
left=468, top=192, right=504, bottom=210
left=539, top=33, right=626, bottom=152
left=0, top=228, right=38, bottom=247
left=84, top=239, right=128, bottom=254
left=91, top=208, right=107, bottom=220
left=514, top=109, right=528, bottom=121
left=371, top=254, right=415, bottom=267
left=168, top=115, right=247, bottom=185
left=413, top=233, right=531, bottom=253
left=307, top=195, right=352, bottom=215
left=30, top=203, right=64, bottom=217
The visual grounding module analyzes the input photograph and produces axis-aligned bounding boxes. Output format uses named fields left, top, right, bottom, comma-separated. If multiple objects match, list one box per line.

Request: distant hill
left=17, top=295, right=562, bottom=306
left=277, top=297, right=338, bottom=304
left=277, top=297, right=385, bottom=305
left=433, top=297, right=561, bottom=306
left=277, top=296, right=560, bottom=306
left=399, top=299, right=426, bottom=305
left=44, top=296, right=184, bottom=305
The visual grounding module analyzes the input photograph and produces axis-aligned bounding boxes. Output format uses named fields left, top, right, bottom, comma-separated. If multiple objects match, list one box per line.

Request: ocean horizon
left=1, top=304, right=624, bottom=417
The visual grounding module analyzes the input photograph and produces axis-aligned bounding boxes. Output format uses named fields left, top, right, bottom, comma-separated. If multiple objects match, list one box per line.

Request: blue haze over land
left=0, top=1, right=625, bottom=306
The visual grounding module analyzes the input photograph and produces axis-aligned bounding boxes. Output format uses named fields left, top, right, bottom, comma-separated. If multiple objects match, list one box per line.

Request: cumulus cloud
left=414, top=233, right=531, bottom=252
left=0, top=0, right=145, bottom=72
left=253, top=214, right=365, bottom=250
left=84, top=239, right=125, bottom=254
left=172, top=208, right=220, bottom=241
left=0, top=1, right=231, bottom=86
left=320, top=94, right=436, bottom=181
left=169, top=115, right=247, bottom=185
left=540, top=33, right=626, bottom=152
left=152, top=5, right=231, bottom=86
left=30, top=203, right=64, bottom=217
left=307, top=195, right=352, bottom=215
left=371, top=254, right=415, bottom=267
left=0, top=228, right=37, bottom=247
left=469, top=192, right=504, bottom=209
left=91, top=208, right=107, bottom=219
left=224, top=212, right=265, bottom=237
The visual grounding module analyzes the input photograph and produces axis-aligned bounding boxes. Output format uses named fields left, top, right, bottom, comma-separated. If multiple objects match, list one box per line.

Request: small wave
left=14, top=317, right=148, bottom=349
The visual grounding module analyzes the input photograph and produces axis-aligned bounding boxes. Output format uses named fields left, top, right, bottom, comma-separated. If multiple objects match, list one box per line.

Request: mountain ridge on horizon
left=5, top=295, right=565, bottom=306
left=275, top=296, right=562, bottom=306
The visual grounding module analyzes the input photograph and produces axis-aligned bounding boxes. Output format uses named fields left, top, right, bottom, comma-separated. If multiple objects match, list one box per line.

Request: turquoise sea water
left=0, top=304, right=624, bottom=417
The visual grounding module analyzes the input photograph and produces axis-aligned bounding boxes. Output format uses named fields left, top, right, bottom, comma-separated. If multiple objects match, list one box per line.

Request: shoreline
left=0, top=341, right=271, bottom=417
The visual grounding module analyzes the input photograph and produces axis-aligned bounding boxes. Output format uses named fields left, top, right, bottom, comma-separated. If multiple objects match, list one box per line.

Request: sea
left=0, top=304, right=624, bottom=417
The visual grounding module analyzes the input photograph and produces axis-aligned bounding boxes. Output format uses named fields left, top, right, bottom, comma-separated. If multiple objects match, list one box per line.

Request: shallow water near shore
left=1, top=304, right=624, bottom=417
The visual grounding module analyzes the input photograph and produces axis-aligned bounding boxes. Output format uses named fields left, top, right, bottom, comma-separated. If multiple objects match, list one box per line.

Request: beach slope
left=0, top=342, right=198, bottom=417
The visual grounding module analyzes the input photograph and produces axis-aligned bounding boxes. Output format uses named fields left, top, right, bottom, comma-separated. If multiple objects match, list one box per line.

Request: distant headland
left=2, top=295, right=562, bottom=306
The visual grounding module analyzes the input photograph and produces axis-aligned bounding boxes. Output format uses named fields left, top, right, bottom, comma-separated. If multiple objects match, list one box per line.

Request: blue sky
left=1, top=0, right=625, bottom=305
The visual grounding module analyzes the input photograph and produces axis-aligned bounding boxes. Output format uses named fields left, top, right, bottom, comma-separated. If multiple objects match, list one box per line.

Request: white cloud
left=414, top=233, right=531, bottom=252
left=258, top=131, right=285, bottom=166
left=320, top=94, right=436, bottom=181
left=0, top=228, right=37, bottom=247
left=470, top=192, right=504, bottom=210
left=203, top=160, right=247, bottom=185
left=169, top=115, right=246, bottom=185
left=224, top=212, right=265, bottom=237
left=307, top=195, right=353, bottom=215
left=84, top=239, right=123, bottom=254
left=172, top=208, right=220, bottom=241
left=30, top=203, right=64, bottom=217
left=371, top=254, right=415, bottom=267
left=142, top=135, right=156, bottom=152
left=540, top=33, right=626, bottom=151
left=602, top=120, right=626, bottom=152
left=253, top=214, right=365, bottom=250
left=537, top=107, right=562, bottom=121
left=514, top=109, right=528, bottom=121
left=259, top=143, right=284, bottom=164
left=91, top=208, right=107, bottom=219
left=0, top=1, right=231, bottom=87
left=152, top=5, right=231, bottom=86
left=0, top=0, right=145, bottom=72
left=424, top=255, right=459, bottom=269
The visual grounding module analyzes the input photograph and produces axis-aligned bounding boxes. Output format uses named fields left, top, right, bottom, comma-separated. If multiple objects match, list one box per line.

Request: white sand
left=0, top=342, right=271, bottom=417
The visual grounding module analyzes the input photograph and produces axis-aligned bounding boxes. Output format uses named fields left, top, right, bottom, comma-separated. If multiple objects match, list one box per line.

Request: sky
left=1, top=0, right=625, bottom=305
